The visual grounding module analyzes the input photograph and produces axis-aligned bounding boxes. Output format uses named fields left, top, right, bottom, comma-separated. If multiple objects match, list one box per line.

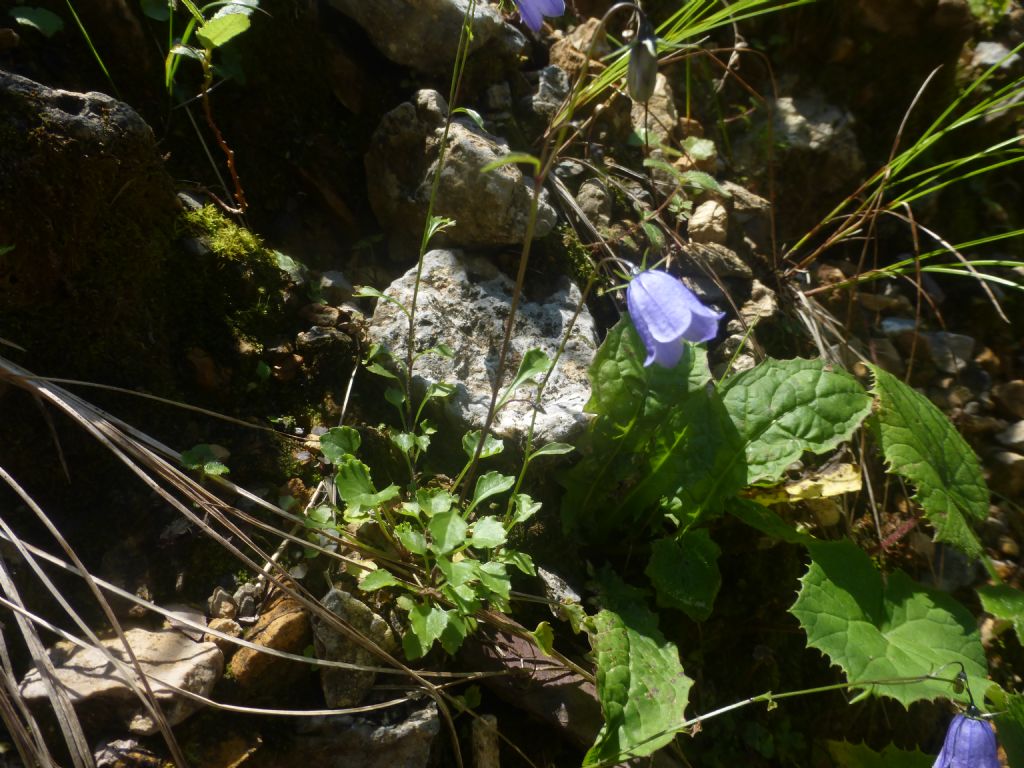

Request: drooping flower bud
left=626, top=270, right=724, bottom=367
left=627, top=14, right=658, bottom=103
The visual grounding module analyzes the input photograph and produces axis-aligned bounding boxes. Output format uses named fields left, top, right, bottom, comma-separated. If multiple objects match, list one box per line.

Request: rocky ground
left=1, top=0, right=1024, bottom=766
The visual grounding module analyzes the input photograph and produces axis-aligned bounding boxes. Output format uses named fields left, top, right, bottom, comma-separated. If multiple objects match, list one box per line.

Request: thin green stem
left=404, top=0, right=477, bottom=423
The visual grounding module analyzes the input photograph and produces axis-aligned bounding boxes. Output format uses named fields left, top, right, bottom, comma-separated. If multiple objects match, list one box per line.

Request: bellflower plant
left=933, top=713, right=999, bottom=768
left=514, top=0, right=565, bottom=32
left=626, top=269, right=725, bottom=367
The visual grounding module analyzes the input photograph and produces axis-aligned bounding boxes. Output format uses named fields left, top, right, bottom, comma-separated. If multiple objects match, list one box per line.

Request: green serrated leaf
left=306, top=505, right=333, bottom=527
left=452, top=106, right=485, bottom=130
left=390, top=431, right=416, bottom=455
left=868, top=364, right=988, bottom=558
left=196, top=12, right=249, bottom=48
left=679, top=169, right=727, bottom=195
left=360, top=568, right=402, bottom=591
left=414, top=488, right=453, bottom=518
left=476, top=561, right=510, bottom=601
left=641, top=220, right=665, bottom=251
left=335, top=456, right=375, bottom=499
left=682, top=136, right=717, bottom=162
left=511, top=493, right=542, bottom=525
left=181, top=443, right=230, bottom=475
left=463, top=430, right=505, bottom=460
left=425, top=215, right=456, bottom=244
left=978, top=583, right=1024, bottom=641
left=825, top=740, right=933, bottom=768
left=499, top=548, right=536, bottom=576
left=395, top=522, right=427, bottom=555
left=424, top=381, right=456, bottom=401
left=335, top=457, right=399, bottom=511
left=355, top=286, right=411, bottom=319
left=726, top=497, right=813, bottom=545
left=428, top=510, right=468, bottom=555
left=584, top=570, right=692, bottom=766
left=367, top=362, right=400, bottom=381
left=404, top=600, right=449, bottom=659
left=528, top=442, right=575, bottom=461
left=439, top=611, right=469, bottom=654
left=9, top=6, right=63, bottom=37
left=470, top=517, right=507, bottom=549
left=493, top=348, right=551, bottom=414
left=436, top=555, right=477, bottom=587
left=403, top=490, right=444, bottom=519
left=721, top=358, right=872, bottom=484
left=532, top=621, right=555, bottom=656
left=645, top=531, right=721, bottom=622
left=469, top=471, right=515, bottom=514
left=789, top=540, right=987, bottom=706
left=385, top=387, right=406, bottom=409
left=319, top=426, right=360, bottom=463
left=561, top=319, right=737, bottom=536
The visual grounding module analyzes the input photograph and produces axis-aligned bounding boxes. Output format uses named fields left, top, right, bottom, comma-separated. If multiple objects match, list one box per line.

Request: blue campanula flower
left=933, top=713, right=999, bottom=768
left=626, top=270, right=725, bottom=368
left=514, top=0, right=565, bottom=32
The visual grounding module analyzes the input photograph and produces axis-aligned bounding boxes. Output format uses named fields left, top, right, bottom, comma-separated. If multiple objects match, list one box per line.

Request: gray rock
left=528, top=65, right=570, bottom=121
left=680, top=274, right=726, bottom=303
left=485, top=82, right=513, bottom=112
left=720, top=181, right=772, bottom=264
left=0, top=71, right=178, bottom=384
left=881, top=317, right=919, bottom=337
left=326, top=0, right=525, bottom=74
left=714, top=330, right=757, bottom=376
left=990, top=451, right=1024, bottom=498
left=996, top=421, right=1024, bottom=451
left=922, top=331, right=975, bottom=373
left=95, top=739, right=161, bottom=768
left=291, top=703, right=439, bottom=768
left=296, top=326, right=352, bottom=355
left=233, top=582, right=263, bottom=621
left=774, top=95, right=865, bottom=179
left=208, top=586, right=238, bottom=620
left=994, top=380, right=1024, bottom=420
left=365, top=90, right=557, bottom=250
left=867, top=337, right=905, bottom=377
left=576, top=179, right=612, bottom=228
left=972, top=41, right=1022, bottom=71
left=19, top=629, right=222, bottom=735
left=368, top=249, right=597, bottom=447
left=300, top=303, right=342, bottom=328
left=681, top=242, right=753, bottom=279
left=631, top=72, right=678, bottom=144
left=312, top=589, right=398, bottom=708
left=740, top=279, right=780, bottom=324
left=164, top=603, right=207, bottom=642
left=688, top=200, right=728, bottom=244
left=735, top=92, right=864, bottom=224
left=319, top=270, right=355, bottom=305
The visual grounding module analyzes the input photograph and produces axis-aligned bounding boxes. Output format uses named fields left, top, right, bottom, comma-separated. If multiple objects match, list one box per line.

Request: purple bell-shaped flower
left=626, top=270, right=724, bottom=368
left=933, top=713, right=1000, bottom=768
left=514, top=0, right=565, bottom=32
